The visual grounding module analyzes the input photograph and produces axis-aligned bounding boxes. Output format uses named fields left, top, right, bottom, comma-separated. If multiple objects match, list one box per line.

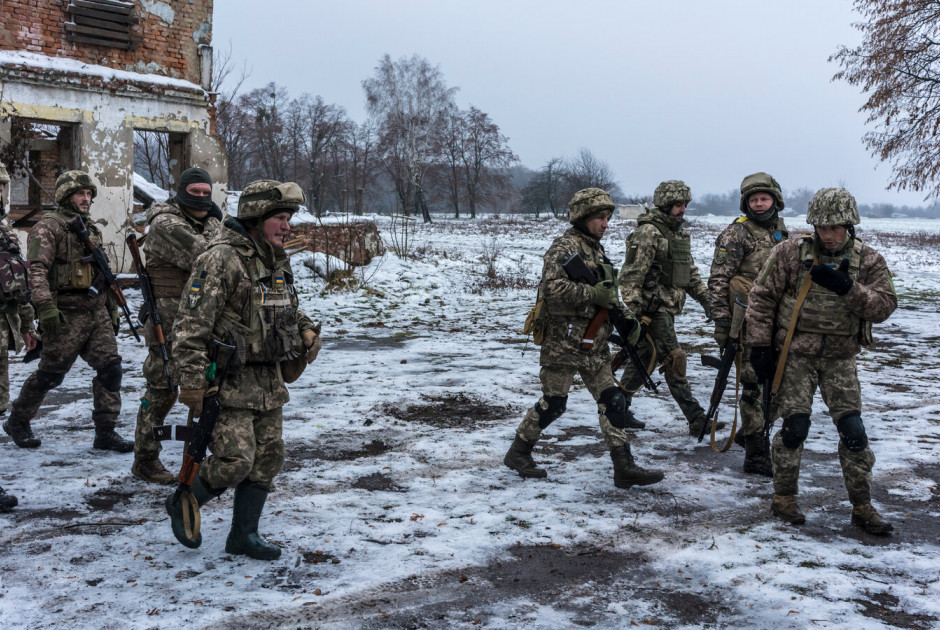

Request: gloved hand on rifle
left=109, top=307, right=121, bottom=336
left=302, top=328, right=322, bottom=364
left=623, top=315, right=642, bottom=347
left=749, top=346, right=774, bottom=382
left=810, top=259, right=853, bottom=295
left=589, top=264, right=619, bottom=310
left=36, top=301, right=66, bottom=336
left=178, top=388, right=206, bottom=417
left=713, top=319, right=731, bottom=347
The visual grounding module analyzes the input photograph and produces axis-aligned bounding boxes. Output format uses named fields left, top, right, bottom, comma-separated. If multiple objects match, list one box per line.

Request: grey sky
left=213, top=0, right=924, bottom=207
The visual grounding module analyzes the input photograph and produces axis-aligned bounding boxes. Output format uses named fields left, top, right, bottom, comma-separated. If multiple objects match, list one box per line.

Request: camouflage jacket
left=173, top=218, right=315, bottom=411
left=0, top=220, right=35, bottom=350
left=746, top=236, right=897, bottom=359
left=708, top=215, right=788, bottom=322
left=26, top=206, right=107, bottom=311
left=618, top=208, right=709, bottom=317
left=142, top=199, right=221, bottom=341
left=538, top=226, right=616, bottom=368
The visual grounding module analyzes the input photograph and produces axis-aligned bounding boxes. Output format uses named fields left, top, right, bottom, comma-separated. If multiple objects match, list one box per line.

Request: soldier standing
left=617, top=181, right=714, bottom=437
left=131, top=167, right=223, bottom=484
left=168, top=179, right=322, bottom=560
left=747, top=188, right=896, bottom=534
left=708, top=173, right=788, bottom=476
left=0, top=162, right=37, bottom=510
left=2, top=171, right=132, bottom=452
left=503, top=188, right=663, bottom=489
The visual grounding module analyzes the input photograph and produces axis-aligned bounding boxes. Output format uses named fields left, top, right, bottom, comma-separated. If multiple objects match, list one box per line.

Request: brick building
left=0, top=0, right=226, bottom=270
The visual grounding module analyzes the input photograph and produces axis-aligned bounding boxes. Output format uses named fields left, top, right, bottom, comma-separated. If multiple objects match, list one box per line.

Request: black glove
left=208, top=202, right=224, bottom=221
left=810, top=259, right=853, bottom=296
left=749, top=346, right=774, bottom=382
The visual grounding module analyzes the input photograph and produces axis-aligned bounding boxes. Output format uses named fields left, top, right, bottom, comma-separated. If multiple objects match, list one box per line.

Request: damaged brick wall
left=290, top=222, right=386, bottom=266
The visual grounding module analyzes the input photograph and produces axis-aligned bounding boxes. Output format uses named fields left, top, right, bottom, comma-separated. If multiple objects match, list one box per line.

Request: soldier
left=167, top=179, right=322, bottom=560
left=131, top=167, right=223, bottom=484
left=708, top=173, right=788, bottom=476
left=0, top=161, right=37, bottom=510
left=503, top=188, right=663, bottom=489
left=747, top=188, right=896, bottom=535
left=617, top=180, right=714, bottom=436
left=2, top=171, right=132, bottom=452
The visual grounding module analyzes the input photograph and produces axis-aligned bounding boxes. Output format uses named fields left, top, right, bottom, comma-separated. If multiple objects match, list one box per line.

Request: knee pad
left=780, top=413, right=811, bottom=449
left=837, top=412, right=868, bottom=452
left=599, top=386, right=630, bottom=428
left=97, top=360, right=123, bottom=392
left=35, top=369, right=66, bottom=390
left=535, top=395, right=567, bottom=429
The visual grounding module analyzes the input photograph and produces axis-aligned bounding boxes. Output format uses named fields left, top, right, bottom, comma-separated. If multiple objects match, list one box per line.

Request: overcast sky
left=213, top=0, right=926, bottom=207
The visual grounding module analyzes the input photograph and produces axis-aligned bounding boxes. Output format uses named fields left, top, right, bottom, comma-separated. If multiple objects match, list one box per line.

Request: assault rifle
left=65, top=215, right=140, bottom=342
left=699, top=296, right=747, bottom=443
left=125, top=234, right=173, bottom=391
left=158, top=340, right=236, bottom=544
left=561, top=252, right=657, bottom=392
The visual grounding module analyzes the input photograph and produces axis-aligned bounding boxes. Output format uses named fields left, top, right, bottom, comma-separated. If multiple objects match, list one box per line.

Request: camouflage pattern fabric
left=25, top=207, right=104, bottom=307
left=0, top=221, right=35, bottom=410
left=567, top=188, right=614, bottom=225
left=134, top=199, right=221, bottom=458
left=53, top=170, right=97, bottom=206
left=616, top=311, right=705, bottom=425
left=0, top=327, right=9, bottom=411
left=618, top=208, right=710, bottom=317
left=199, top=406, right=284, bottom=488
left=652, top=180, right=691, bottom=210
left=806, top=187, right=860, bottom=226
left=774, top=437, right=874, bottom=505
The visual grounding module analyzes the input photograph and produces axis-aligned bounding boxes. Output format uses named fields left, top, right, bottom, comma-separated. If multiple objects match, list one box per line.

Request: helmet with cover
left=54, top=170, right=98, bottom=206
left=653, top=180, right=691, bottom=210
left=806, top=187, right=860, bottom=226
left=237, top=179, right=306, bottom=222
left=568, top=187, right=614, bottom=225
left=739, top=172, right=784, bottom=215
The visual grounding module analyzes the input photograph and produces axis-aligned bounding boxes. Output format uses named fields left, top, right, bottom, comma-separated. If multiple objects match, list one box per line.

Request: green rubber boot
left=225, top=482, right=282, bottom=560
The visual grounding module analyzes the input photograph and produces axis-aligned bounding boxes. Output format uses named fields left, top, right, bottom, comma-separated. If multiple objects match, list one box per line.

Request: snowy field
left=1, top=212, right=938, bottom=629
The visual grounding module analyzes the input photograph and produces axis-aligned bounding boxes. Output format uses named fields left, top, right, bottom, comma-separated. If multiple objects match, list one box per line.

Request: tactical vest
left=776, top=236, right=863, bottom=337
left=733, top=216, right=788, bottom=280
left=44, top=212, right=95, bottom=292
left=0, top=225, right=30, bottom=305
left=211, top=248, right=304, bottom=365
left=638, top=214, right=692, bottom=288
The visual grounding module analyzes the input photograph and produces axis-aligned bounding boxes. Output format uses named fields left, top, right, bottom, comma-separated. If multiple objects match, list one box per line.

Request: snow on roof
left=0, top=49, right=203, bottom=92
left=132, top=172, right=170, bottom=203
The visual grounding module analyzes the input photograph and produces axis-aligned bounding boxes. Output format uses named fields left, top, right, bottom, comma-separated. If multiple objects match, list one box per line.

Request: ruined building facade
left=0, top=0, right=226, bottom=269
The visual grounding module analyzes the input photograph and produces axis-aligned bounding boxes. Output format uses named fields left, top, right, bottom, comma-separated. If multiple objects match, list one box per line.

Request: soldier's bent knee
left=780, top=413, right=811, bottom=449
left=599, top=386, right=630, bottom=428
left=837, top=412, right=868, bottom=452
left=36, top=370, right=66, bottom=390
left=740, top=385, right=759, bottom=407
left=535, top=395, right=567, bottom=429
left=98, top=360, right=123, bottom=392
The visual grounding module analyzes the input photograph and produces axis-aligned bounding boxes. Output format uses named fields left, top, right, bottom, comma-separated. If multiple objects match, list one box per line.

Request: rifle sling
left=771, top=255, right=817, bottom=396
left=181, top=490, right=201, bottom=541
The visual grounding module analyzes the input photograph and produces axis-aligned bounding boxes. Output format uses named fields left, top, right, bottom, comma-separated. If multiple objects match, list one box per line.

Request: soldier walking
left=617, top=181, right=714, bottom=437
left=747, top=188, right=896, bottom=534
left=0, top=162, right=37, bottom=510
left=708, top=173, right=788, bottom=475
left=131, top=167, right=222, bottom=484
left=167, top=179, right=322, bottom=560
left=503, top=188, right=663, bottom=489
left=2, top=171, right=132, bottom=452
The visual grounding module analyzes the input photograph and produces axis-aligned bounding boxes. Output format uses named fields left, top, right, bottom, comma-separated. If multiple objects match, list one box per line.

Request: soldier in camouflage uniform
left=131, top=167, right=223, bottom=484
left=747, top=188, right=896, bottom=535
left=0, top=162, right=37, bottom=510
left=167, top=179, right=322, bottom=560
left=2, top=171, right=132, bottom=452
left=708, top=173, right=788, bottom=476
left=617, top=180, right=714, bottom=436
left=503, top=188, right=663, bottom=489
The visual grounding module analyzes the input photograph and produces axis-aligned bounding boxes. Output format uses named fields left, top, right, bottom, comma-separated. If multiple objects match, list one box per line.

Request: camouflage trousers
left=617, top=311, right=705, bottom=424
left=515, top=364, right=630, bottom=449
left=771, top=354, right=873, bottom=505
left=0, top=325, right=10, bottom=412
left=11, top=305, right=121, bottom=430
left=134, top=340, right=180, bottom=459
left=734, top=339, right=765, bottom=438
left=199, top=406, right=284, bottom=490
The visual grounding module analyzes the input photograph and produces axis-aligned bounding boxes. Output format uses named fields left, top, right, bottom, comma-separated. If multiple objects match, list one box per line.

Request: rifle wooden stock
left=126, top=234, right=173, bottom=390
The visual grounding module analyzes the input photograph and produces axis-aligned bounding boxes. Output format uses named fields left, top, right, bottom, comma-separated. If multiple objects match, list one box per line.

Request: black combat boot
left=610, top=445, right=664, bottom=489
left=225, top=482, right=282, bottom=560
left=743, top=434, right=773, bottom=477
left=2, top=415, right=41, bottom=448
left=166, top=475, right=221, bottom=549
left=93, top=428, right=134, bottom=453
left=503, top=436, right=547, bottom=478
left=621, top=408, right=646, bottom=430
left=0, top=486, right=18, bottom=511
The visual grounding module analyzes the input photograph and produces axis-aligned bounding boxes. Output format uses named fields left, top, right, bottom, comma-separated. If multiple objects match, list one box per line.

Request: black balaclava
left=175, top=167, right=214, bottom=212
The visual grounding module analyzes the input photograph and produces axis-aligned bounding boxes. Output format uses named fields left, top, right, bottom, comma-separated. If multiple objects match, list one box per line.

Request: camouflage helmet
left=653, top=180, right=691, bottom=210
left=54, top=170, right=97, bottom=205
left=806, top=187, right=860, bottom=226
left=739, top=172, right=784, bottom=214
left=567, top=187, right=614, bottom=224
left=0, top=161, right=9, bottom=185
left=237, top=179, right=306, bottom=221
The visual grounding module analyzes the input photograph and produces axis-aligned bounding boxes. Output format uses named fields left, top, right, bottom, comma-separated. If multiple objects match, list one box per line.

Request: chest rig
left=41, top=212, right=96, bottom=292
left=639, top=214, right=692, bottom=288
left=0, top=224, right=30, bottom=306
left=734, top=216, right=788, bottom=280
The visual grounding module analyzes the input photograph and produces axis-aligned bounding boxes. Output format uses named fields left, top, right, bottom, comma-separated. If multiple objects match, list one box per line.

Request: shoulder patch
left=187, top=269, right=208, bottom=308
left=734, top=216, right=749, bottom=224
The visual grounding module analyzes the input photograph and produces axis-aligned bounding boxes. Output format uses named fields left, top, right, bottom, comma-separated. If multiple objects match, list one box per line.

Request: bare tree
left=363, top=54, right=458, bottom=222
left=133, top=131, right=170, bottom=188
left=522, top=157, right=567, bottom=218
left=460, top=106, right=518, bottom=218
left=212, top=43, right=252, bottom=189
left=563, top=148, right=624, bottom=201
left=832, top=0, right=940, bottom=199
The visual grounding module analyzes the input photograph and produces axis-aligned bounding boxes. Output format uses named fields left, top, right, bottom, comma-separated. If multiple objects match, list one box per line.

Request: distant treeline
left=689, top=188, right=940, bottom=219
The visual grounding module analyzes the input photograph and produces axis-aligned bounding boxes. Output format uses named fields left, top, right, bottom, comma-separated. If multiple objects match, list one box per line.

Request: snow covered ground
left=1, top=212, right=937, bottom=629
